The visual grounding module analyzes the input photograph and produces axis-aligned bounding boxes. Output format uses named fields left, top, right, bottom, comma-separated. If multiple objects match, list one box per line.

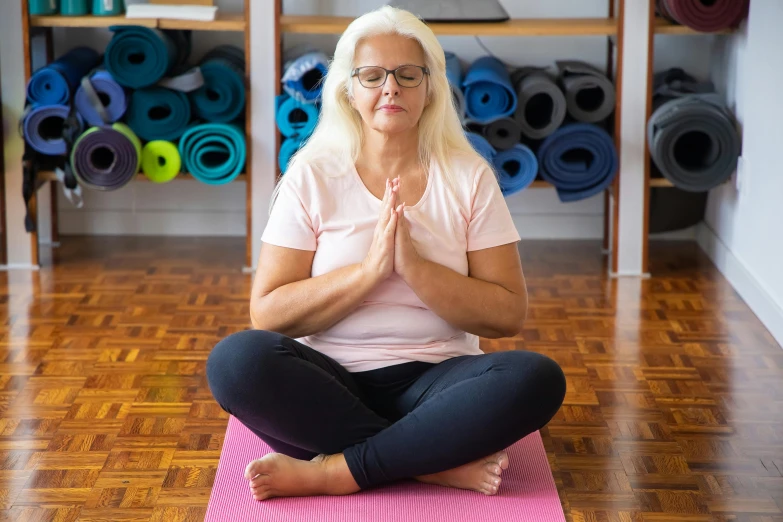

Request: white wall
left=49, top=0, right=712, bottom=241
left=698, top=0, right=783, bottom=346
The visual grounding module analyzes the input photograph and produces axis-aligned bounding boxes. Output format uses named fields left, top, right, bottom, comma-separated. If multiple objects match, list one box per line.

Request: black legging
left=206, top=329, right=566, bottom=490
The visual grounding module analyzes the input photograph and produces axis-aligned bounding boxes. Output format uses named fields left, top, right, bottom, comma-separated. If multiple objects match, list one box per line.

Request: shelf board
left=649, top=178, right=674, bottom=187
left=29, top=13, right=246, bottom=31
left=280, top=15, right=618, bottom=36
left=653, top=17, right=736, bottom=35
left=529, top=180, right=553, bottom=188
left=37, top=171, right=246, bottom=183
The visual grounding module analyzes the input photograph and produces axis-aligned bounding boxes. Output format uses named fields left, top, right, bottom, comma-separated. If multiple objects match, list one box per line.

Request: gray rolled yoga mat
left=511, top=67, right=567, bottom=140
left=450, top=83, right=466, bottom=123
left=648, top=68, right=741, bottom=192
left=483, top=118, right=522, bottom=150
left=557, top=60, right=616, bottom=123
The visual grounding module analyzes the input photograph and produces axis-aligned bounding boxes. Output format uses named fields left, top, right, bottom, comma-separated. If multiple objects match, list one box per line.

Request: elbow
left=496, top=294, right=528, bottom=338
left=250, top=296, right=274, bottom=331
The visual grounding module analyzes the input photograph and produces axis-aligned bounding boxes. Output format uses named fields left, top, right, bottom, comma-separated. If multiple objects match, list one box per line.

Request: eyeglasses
left=351, top=65, right=430, bottom=89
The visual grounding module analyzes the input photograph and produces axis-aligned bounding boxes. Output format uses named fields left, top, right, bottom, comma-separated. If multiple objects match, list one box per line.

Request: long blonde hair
left=271, top=5, right=488, bottom=211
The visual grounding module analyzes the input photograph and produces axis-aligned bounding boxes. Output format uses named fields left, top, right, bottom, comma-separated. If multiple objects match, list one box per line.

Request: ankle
left=321, top=453, right=361, bottom=495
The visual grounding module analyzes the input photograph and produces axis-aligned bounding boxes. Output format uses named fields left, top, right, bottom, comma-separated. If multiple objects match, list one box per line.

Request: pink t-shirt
left=260, top=152, right=521, bottom=372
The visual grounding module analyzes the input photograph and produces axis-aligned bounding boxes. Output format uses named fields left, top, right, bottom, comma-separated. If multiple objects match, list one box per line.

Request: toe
left=492, top=451, right=509, bottom=470
left=484, top=462, right=502, bottom=476
left=245, top=459, right=264, bottom=480
left=480, top=481, right=499, bottom=495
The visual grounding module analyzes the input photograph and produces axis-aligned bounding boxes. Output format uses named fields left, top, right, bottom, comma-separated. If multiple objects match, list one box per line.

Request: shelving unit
left=639, top=0, right=739, bottom=274
left=19, top=0, right=254, bottom=268
left=274, top=4, right=628, bottom=251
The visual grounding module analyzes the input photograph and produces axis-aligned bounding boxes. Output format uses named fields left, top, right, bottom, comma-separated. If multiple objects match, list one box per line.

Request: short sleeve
left=466, top=166, right=521, bottom=251
left=260, top=171, right=317, bottom=251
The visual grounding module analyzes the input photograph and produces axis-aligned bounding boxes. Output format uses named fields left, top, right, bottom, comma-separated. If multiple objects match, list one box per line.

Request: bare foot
left=414, top=450, right=510, bottom=495
left=245, top=453, right=360, bottom=501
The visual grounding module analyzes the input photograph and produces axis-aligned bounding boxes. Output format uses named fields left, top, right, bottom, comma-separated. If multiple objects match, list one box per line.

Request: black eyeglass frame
left=350, top=65, right=431, bottom=88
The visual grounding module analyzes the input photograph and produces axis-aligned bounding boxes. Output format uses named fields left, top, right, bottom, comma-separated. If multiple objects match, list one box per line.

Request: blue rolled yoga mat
left=279, top=137, right=304, bottom=175
left=282, top=51, right=328, bottom=104
left=462, top=56, right=517, bottom=124
left=126, top=87, right=191, bottom=142
left=275, top=94, right=319, bottom=139
left=493, top=144, right=538, bottom=196
left=537, top=123, right=618, bottom=203
left=179, top=123, right=246, bottom=184
left=23, top=104, right=83, bottom=156
left=27, top=46, right=101, bottom=106
left=445, top=51, right=462, bottom=87
left=191, top=45, right=246, bottom=123
left=104, top=26, right=186, bottom=88
left=466, top=131, right=496, bottom=166
left=70, top=123, right=141, bottom=191
left=74, top=70, right=128, bottom=126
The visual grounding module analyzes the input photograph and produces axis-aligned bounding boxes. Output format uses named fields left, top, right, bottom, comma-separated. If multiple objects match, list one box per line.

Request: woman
left=207, top=5, right=566, bottom=502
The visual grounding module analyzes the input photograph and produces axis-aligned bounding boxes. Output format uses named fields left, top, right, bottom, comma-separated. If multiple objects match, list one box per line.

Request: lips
left=379, top=104, right=404, bottom=113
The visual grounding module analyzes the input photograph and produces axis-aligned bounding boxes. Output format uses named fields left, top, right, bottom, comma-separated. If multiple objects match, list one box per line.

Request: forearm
left=251, top=263, right=376, bottom=338
left=403, top=259, right=527, bottom=338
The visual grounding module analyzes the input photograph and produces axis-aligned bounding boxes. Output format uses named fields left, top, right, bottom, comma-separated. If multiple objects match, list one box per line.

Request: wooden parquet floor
left=1, top=237, right=782, bottom=522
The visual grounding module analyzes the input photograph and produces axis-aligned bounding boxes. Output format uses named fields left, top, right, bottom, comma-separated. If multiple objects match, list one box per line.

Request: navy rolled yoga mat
left=126, top=87, right=191, bottom=142
left=462, top=56, right=517, bottom=124
left=537, top=123, right=618, bottom=203
left=493, top=144, right=538, bottom=196
left=27, top=46, right=101, bottom=106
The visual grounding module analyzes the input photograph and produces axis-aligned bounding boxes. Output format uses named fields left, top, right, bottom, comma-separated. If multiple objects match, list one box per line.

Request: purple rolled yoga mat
left=69, top=123, right=141, bottom=191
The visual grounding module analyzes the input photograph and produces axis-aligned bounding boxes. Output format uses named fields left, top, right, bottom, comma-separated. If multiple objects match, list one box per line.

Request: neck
left=358, top=127, right=420, bottom=176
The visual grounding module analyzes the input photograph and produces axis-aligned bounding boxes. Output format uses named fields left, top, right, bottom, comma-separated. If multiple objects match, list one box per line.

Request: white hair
left=271, top=5, right=489, bottom=212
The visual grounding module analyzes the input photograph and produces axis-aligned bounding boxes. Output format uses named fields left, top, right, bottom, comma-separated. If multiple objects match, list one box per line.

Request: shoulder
left=436, top=150, right=496, bottom=195
left=280, top=153, right=349, bottom=195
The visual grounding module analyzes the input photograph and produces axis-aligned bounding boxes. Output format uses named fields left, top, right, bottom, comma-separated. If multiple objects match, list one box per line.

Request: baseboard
left=696, top=222, right=783, bottom=348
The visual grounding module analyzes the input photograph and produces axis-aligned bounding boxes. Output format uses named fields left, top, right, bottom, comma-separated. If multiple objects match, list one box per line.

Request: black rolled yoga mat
left=511, top=67, right=567, bottom=140
left=483, top=118, right=522, bottom=151
left=557, top=60, right=616, bottom=124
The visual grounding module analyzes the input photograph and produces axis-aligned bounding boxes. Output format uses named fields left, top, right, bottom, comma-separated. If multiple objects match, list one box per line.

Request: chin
left=371, top=120, right=416, bottom=135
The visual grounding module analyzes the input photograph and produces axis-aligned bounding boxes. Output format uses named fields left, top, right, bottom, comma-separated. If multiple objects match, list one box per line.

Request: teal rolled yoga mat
left=104, top=26, right=184, bottom=88
left=92, top=0, right=123, bottom=15
left=30, top=0, right=58, bottom=15
left=61, top=0, right=88, bottom=15
left=178, top=123, right=246, bottom=185
left=126, top=87, right=191, bottom=142
left=190, top=45, right=246, bottom=123
left=279, top=137, right=303, bottom=175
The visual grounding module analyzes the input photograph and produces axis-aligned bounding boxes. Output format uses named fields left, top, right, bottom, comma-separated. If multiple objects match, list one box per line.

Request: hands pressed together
left=361, top=177, right=423, bottom=285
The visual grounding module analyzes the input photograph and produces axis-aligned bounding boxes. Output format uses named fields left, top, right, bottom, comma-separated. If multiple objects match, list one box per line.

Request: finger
left=385, top=206, right=398, bottom=235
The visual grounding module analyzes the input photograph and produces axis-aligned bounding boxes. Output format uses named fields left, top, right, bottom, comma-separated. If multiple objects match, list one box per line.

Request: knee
left=206, top=329, right=286, bottom=410
left=493, top=351, right=566, bottom=419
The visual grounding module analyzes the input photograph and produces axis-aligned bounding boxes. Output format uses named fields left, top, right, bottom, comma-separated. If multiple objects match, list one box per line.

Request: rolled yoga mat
left=74, top=70, right=129, bottom=127
left=275, top=94, right=319, bottom=139
left=179, top=123, right=246, bottom=184
left=647, top=94, right=740, bottom=192
left=104, top=26, right=189, bottom=89
left=511, top=68, right=567, bottom=140
left=279, top=137, right=304, bottom=175
left=657, top=0, right=748, bottom=32
left=483, top=118, right=522, bottom=151
left=493, top=144, right=538, bottom=196
left=282, top=51, right=328, bottom=104
left=70, top=123, right=141, bottom=191
left=204, top=416, right=566, bottom=522
left=444, top=51, right=467, bottom=122
left=465, top=131, right=497, bottom=166
left=26, top=46, right=101, bottom=106
left=190, top=45, right=246, bottom=123
left=126, top=87, right=191, bottom=142
left=462, top=56, right=517, bottom=124
left=537, top=123, right=619, bottom=203
left=142, top=140, right=182, bottom=183
left=557, top=61, right=616, bottom=124
left=23, top=105, right=83, bottom=156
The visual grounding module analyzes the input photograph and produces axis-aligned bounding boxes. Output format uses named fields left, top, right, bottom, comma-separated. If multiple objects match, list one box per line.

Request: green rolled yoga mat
left=104, top=26, right=189, bottom=88
left=126, top=87, right=191, bottom=142
left=142, top=141, right=182, bottom=183
left=178, top=123, right=246, bottom=185
left=190, top=45, right=246, bottom=123
left=70, top=122, right=141, bottom=191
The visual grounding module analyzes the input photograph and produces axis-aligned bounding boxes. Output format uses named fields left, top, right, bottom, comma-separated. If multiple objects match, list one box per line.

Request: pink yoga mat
left=205, top=416, right=565, bottom=522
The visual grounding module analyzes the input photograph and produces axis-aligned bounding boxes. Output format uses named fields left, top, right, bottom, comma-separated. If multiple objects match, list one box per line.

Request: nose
left=383, top=72, right=401, bottom=97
